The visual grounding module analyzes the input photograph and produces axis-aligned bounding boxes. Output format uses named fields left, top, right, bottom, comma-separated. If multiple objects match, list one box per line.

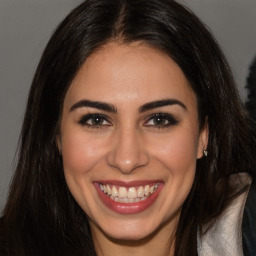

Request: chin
left=98, top=218, right=159, bottom=241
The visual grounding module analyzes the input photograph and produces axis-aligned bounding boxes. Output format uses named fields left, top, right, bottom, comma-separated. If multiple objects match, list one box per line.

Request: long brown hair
left=2, top=0, right=256, bottom=255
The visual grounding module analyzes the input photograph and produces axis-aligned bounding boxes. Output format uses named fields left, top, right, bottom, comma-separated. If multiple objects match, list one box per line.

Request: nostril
left=106, top=149, right=150, bottom=174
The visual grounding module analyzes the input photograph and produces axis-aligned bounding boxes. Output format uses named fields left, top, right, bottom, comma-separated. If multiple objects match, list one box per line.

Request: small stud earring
left=203, top=150, right=208, bottom=157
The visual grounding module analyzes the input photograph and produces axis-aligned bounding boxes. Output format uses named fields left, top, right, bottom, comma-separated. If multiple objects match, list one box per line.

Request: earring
left=203, top=150, right=208, bottom=157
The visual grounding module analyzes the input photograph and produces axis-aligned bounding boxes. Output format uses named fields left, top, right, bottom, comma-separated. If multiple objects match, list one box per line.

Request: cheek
left=61, top=130, right=105, bottom=176
left=60, top=130, right=108, bottom=214
left=151, top=130, right=199, bottom=174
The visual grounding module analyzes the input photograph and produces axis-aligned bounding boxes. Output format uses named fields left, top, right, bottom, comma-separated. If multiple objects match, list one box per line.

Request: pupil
left=92, top=116, right=102, bottom=125
left=154, top=116, right=164, bottom=125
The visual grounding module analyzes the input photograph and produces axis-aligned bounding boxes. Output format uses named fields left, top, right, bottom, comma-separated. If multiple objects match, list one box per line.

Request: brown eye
left=79, top=114, right=111, bottom=127
left=153, top=115, right=169, bottom=126
left=90, top=115, right=104, bottom=126
left=145, top=113, right=178, bottom=128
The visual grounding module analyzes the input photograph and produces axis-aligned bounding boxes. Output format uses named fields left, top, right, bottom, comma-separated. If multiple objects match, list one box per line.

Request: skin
left=58, top=42, right=208, bottom=256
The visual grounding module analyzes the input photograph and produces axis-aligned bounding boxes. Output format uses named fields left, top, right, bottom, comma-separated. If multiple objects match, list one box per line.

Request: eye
left=78, top=114, right=111, bottom=128
left=144, top=113, right=178, bottom=128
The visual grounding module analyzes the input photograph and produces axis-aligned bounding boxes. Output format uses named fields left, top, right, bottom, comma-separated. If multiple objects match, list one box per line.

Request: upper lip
left=94, top=180, right=164, bottom=187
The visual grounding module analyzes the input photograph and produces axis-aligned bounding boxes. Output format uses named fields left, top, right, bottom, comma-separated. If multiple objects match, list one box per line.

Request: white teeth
left=119, top=187, right=127, bottom=198
left=107, top=185, right=112, bottom=195
left=112, top=186, right=118, bottom=197
left=121, top=198, right=128, bottom=203
left=127, top=187, right=137, bottom=199
left=137, top=186, right=144, bottom=198
left=99, top=183, right=160, bottom=203
left=144, top=185, right=150, bottom=196
left=128, top=198, right=135, bottom=203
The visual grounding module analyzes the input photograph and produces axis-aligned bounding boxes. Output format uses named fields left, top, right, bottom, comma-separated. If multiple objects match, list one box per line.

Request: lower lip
left=94, top=183, right=163, bottom=214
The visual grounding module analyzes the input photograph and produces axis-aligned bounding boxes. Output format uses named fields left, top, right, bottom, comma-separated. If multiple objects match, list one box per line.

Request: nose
left=106, top=128, right=149, bottom=174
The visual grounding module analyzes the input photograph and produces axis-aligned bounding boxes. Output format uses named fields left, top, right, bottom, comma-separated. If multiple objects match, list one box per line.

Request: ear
left=197, top=119, right=209, bottom=159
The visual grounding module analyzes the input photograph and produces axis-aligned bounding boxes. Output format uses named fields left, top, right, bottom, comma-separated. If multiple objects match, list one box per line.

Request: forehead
left=65, top=42, right=197, bottom=111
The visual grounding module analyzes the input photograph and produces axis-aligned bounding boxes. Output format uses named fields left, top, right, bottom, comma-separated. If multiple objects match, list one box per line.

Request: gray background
left=0, top=0, right=255, bottom=212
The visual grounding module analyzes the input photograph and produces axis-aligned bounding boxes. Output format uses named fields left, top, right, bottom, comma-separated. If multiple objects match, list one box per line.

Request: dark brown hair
left=1, top=0, right=256, bottom=255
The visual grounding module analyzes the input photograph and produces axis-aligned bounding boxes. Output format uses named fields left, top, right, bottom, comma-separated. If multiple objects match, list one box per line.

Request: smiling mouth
left=94, top=180, right=163, bottom=214
left=99, top=183, right=160, bottom=203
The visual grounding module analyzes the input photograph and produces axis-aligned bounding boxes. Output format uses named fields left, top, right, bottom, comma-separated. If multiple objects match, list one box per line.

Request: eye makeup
left=144, top=113, right=179, bottom=129
left=78, top=113, right=111, bottom=128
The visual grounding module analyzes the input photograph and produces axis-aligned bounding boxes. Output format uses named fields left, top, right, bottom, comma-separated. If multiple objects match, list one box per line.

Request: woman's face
left=59, top=42, right=208, bottom=241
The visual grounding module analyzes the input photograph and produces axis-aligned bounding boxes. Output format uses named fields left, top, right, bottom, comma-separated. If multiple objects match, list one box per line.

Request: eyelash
left=78, top=113, right=178, bottom=129
left=78, top=114, right=111, bottom=128
left=144, top=113, right=178, bottom=128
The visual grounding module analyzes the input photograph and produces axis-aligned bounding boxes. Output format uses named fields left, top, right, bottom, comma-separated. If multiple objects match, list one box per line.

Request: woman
left=1, top=0, right=255, bottom=255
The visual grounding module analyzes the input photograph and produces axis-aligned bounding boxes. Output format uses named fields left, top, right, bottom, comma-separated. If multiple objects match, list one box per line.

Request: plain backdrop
left=0, top=0, right=255, bottom=211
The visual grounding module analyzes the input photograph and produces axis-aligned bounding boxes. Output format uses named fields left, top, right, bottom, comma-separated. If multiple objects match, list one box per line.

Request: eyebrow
left=70, top=100, right=117, bottom=113
left=70, top=98, right=187, bottom=113
left=139, top=99, right=187, bottom=112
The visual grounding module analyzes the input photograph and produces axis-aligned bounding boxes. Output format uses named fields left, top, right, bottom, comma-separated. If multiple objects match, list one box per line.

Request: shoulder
left=197, top=173, right=252, bottom=256
left=242, top=176, right=256, bottom=256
